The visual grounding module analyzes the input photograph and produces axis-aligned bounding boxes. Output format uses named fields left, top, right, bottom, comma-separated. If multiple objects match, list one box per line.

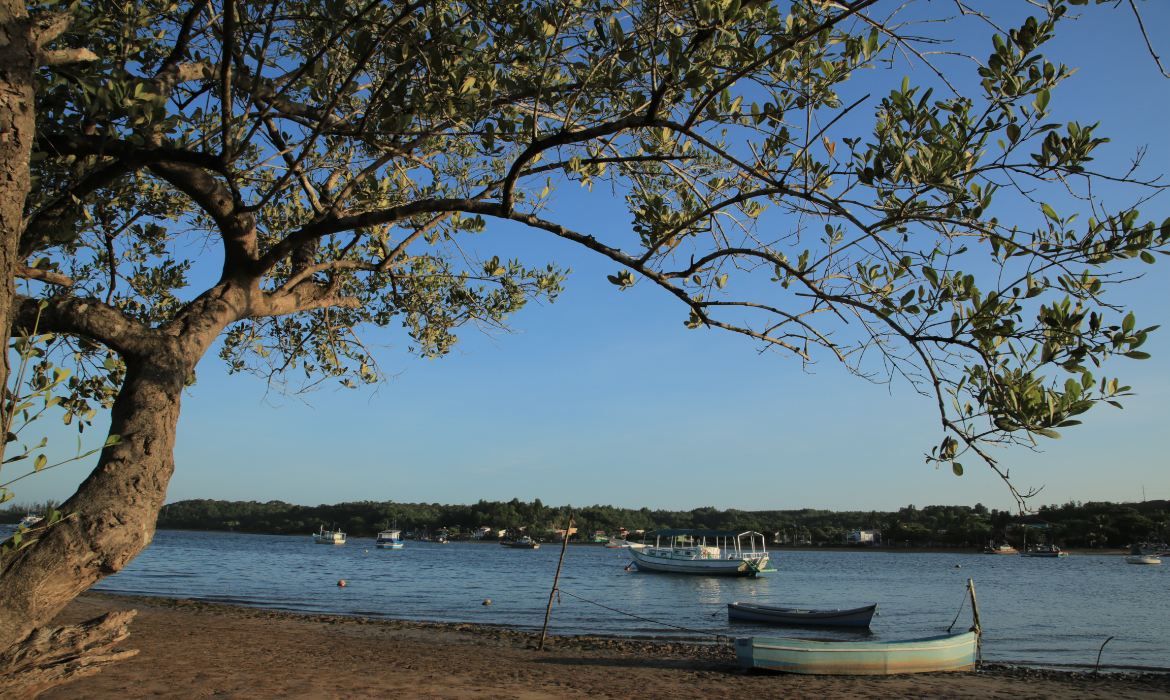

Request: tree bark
left=0, top=611, right=138, bottom=700
left=0, top=0, right=40, bottom=407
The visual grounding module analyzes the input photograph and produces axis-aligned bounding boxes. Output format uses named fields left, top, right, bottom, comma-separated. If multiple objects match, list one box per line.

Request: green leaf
left=951, top=462, right=963, bottom=476
left=1041, top=203, right=1058, bottom=221
left=1123, top=311, right=1135, bottom=333
left=1123, top=351, right=1150, bottom=360
left=34, top=454, right=47, bottom=471
left=1033, top=428, right=1061, bottom=439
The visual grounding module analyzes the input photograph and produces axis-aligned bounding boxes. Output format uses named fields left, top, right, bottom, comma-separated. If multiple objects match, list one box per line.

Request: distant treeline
left=66, top=497, right=1165, bottom=548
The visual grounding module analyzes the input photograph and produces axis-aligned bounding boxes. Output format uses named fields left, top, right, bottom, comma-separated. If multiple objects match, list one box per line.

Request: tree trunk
left=0, top=351, right=189, bottom=691
left=0, top=0, right=40, bottom=409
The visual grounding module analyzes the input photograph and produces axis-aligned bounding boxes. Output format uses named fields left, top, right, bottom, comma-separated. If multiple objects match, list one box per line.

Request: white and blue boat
left=625, top=529, right=773, bottom=577
left=376, top=528, right=404, bottom=549
left=734, top=630, right=978, bottom=675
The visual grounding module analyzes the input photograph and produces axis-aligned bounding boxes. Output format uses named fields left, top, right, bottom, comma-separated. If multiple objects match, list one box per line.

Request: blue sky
left=10, top=1, right=1170, bottom=514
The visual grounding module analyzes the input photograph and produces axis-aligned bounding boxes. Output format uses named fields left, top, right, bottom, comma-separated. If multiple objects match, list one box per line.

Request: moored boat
left=14, top=513, right=43, bottom=529
left=1020, top=545, right=1067, bottom=558
left=728, top=602, right=877, bottom=628
left=605, top=537, right=646, bottom=549
left=312, top=526, right=346, bottom=545
left=625, top=529, right=773, bottom=577
left=983, top=543, right=1018, bottom=555
left=501, top=536, right=540, bottom=549
left=375, top=528, right=404, bottom=549
left=1124, top=554, right=1161, bottom=565
left=734, top=630, right=978, bottom=675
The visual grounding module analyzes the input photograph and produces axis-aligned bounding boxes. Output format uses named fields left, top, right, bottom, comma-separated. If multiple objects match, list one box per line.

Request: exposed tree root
left=0, top=611, right=138, bottom=700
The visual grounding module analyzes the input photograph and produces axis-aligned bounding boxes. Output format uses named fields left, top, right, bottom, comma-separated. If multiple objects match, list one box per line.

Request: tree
left=0, top=0, right=1167, bottom=693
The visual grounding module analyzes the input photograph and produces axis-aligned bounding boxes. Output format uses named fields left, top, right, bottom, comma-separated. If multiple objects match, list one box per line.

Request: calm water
left=92, top=531, right=1169, bottom=671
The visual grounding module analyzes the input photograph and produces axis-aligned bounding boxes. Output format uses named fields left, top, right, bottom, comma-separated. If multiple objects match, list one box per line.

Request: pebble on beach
left=338, top=580, right=346, bottom=587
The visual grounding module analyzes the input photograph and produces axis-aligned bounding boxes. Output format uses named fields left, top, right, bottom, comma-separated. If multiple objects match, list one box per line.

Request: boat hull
left=313, top=537, right=345, bottom=545
left=1020, top=552, right=1067, bottom=558
left=735, top=631, right=977, bottom=675
left=626, top=547, right=768, bottom=576
left=728, top=603, right=877, bottom=627
left=376, top=542, right=404, bottom=549
left=1125, top=555, right=1161, bottom=565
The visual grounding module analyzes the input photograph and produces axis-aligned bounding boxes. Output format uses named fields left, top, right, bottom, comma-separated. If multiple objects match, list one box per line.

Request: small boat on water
left=1020, top=544, right=1067, bottom=558
left=734, top=630, right=977, bottom=675
left=375, top=528, right=404, bottom=549
left=605, top=538, right=646, bottom=549
left=1125, top=555, right=1162, bottom=565
left=983, top=543, right=1018, bottom=555
left=728, top=602, right=878, bottom=628
left=14, top=513, right=43, bottom=529
left=312, top=526, right=346, bottom=545
left=501, top=536, right=540, bottom=549
left=625, top=529, right=773, bottom=577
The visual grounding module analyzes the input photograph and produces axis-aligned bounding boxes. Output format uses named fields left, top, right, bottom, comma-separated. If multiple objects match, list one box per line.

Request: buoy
left=482, top=600, right=491, bottom=606
left=955, top=564, right=962, bottom=568
left=365, top=550, right=368, bottom=552
left=337, top=580, right=346, bottom=587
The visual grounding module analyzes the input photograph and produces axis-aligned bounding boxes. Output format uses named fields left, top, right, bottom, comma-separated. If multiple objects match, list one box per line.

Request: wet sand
left=37, top=593, right=1170, bottom=700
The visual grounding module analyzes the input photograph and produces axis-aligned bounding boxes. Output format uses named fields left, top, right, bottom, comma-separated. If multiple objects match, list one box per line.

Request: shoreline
left=35, top=592, right=1169, bottom=700
left=152, top=530, right=1134, bottom=555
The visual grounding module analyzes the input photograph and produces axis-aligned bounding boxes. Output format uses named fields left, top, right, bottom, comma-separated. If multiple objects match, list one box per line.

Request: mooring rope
left=556, top=587, right=732, bottom=641
left=946, top=590, right=968, bottom=633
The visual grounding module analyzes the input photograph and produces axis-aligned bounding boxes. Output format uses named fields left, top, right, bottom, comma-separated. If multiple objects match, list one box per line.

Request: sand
left=34, top=593, right=1170, bottom=700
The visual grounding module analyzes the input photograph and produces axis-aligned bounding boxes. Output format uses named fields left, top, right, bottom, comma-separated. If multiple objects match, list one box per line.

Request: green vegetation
left=145, top=498, right=1168, bottom=549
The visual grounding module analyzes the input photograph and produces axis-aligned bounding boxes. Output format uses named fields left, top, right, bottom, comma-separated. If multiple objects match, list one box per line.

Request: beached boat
left=728, top=602, right=877, bottom=628
left=734, top=630, right=978, bottom=675
left=501, top=536, right=540, bottom=549
left=312, top=526, right=346, bottom=545
left=1020, top=545, right=1067, bottom=558
left=375, top=528, right=404, bottom=549
left=1124, top=554, right=1162, bottom=565
left=625, top=529, right=773, bottom=577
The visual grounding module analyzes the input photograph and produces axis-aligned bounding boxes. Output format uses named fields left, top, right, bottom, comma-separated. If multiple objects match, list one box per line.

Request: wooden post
left=539, top=517, right=573, bottom=651
left=967, top=579, right=982, bottom=665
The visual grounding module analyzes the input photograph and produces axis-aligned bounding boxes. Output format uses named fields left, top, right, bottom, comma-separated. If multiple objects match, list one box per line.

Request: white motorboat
left=625, top=529, right=773, bottom=577
left=1124, top=555, right=1161, bottom=565
left=312, top=526, right=346, bottom=545
left=605, top=537, right=646, bottom=549
left=15, top=513, right=43, bottom=529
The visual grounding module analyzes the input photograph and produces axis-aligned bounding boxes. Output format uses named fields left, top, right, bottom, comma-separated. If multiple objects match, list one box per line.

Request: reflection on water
left=92, top=530, right=1168, bottom=670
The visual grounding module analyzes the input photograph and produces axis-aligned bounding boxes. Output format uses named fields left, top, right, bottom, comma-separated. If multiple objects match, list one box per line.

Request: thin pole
left=967, top=579, right=982, bottom=666
left=539, top=516, right=572, bottom=651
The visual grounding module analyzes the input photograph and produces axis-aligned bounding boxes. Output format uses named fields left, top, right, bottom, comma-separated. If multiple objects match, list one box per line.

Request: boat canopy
left=647, top=529, right=765, bottom=538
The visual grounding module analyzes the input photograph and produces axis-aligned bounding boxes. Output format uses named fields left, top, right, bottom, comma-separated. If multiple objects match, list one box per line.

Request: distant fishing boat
left=734, top=630, right=978, bottom=675
left=375, top=526, right=404, bottom=549
left=1124, top=555, right=1161, bottom=565
left=501, top=536, right=540, bottom=549
left=1020, top=545, right=1067, bottom=558
left=625, top=529, right=773, bottom=577
left=312, top=526, right=346, bottom=545
left=727, top=602, right=878, bottom=628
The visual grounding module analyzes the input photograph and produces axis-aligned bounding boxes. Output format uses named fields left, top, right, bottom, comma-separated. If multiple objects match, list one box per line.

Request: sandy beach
left=31, top=592, right=1170, bottom=700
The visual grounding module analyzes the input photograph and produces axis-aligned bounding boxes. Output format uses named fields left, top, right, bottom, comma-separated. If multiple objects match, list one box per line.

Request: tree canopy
left=0, top=0, right=1167, bottom=688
